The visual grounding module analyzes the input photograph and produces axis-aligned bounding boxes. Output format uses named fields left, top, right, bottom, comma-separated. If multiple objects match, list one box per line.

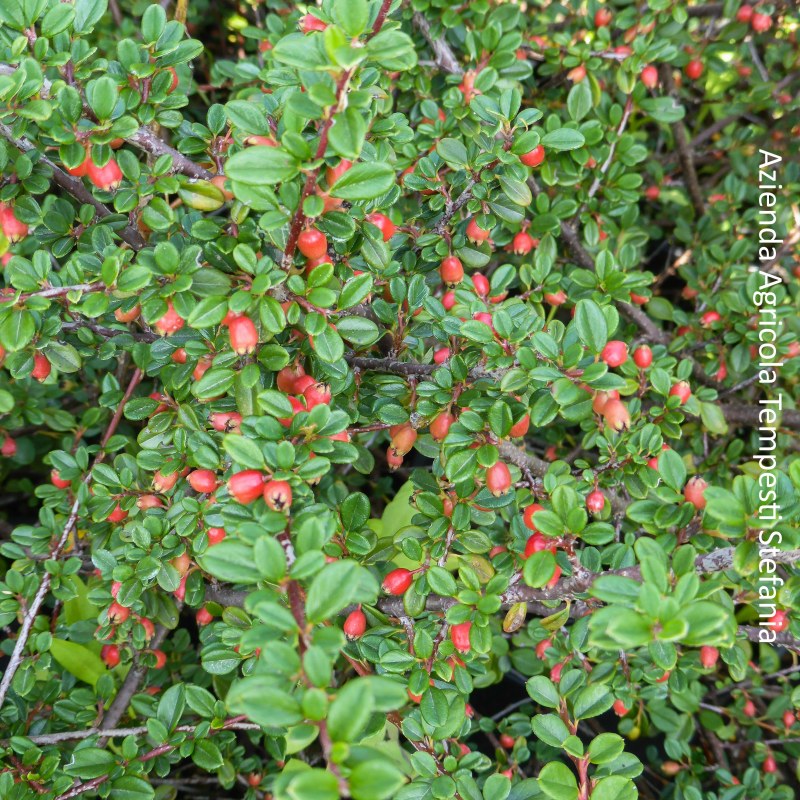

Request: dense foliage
left=0, top=0, right=799, bottom=799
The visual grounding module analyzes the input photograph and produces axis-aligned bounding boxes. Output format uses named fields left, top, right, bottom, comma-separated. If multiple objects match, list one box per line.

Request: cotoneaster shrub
left=0, top=1, right=798, bottom=799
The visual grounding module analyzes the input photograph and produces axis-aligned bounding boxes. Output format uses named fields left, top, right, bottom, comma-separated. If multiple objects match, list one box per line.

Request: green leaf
left=329, top=108, right=367, bottom=160
left=436, top=138, right=469, bottom=169
left=531, top=713, right=570, bottom=747
left=285, top=769, right=339, bottom=800
left=198, top=541, right=262, bottom=583
left=349, top=760, right=406, bottom=800
left=588, top=733, right=625, bottom=764
left=590, top=776, right=637, bottom=800
left=589, top=607, right=653, bottom=649
left=87, top=76, right=118, bottom=120
left=681, top=601, right=736, bottom=647
left=44, top=342, right=81, bottom=373
left=541, top=129, right=585, bottom=151
left=226, top=677, right=303, bottom=727
left=187, top=296, right=229, bottom=328
left=50, top=639, right=106, bottom=687
left=537, top=762, right=578, bottom=800
left=64, top=748, right=116, bottom=779
left=526, top=675, right=560, bottom=709
left=498, top=175, right=532, bottom=207
left=699, top=400, right=728, bottom=435
left=327, top=679, right=373, bottom=742
left=658, top=449, right=686, bottom=493
left=158, top=684, right=186, bottom=732
left=574, top=299, right=608, bottom=353
left=522, top=550, right=556, bottom=588
left=567, top=81, right=592, bottom=122
left=572, top=684, right=614, bottom=720
left=225, top=146, right=299, bottom=185
left=109, top=776, right=155, bottom=800
left=305, top=559, right=378, bottom=623
left=332, top=0, right=369, bottom=36
left=330, top=162, right=395, bottom=201
left=192, top=739, right=224, bottom=770
left=223, top=435, right=266, bottom=469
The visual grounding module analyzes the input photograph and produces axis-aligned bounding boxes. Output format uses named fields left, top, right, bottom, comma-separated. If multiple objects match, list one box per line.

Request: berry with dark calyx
left=471, top=272, right=490, bottom=296
left=450, top=621, right=472, bottom=653
left=519, top=144, right=545, bottom=168
left=297, top=228, right=328, bottom=259
left=344, top=608, right=367, bottom=639
left=440, top=255, right=464, bottom=285
left=382, top=567, right=413, bottom=595
left=32, top=353, right=52, bottom=381
left=586, top=490, right=605, bottom=514
left=154, top=301, right=185, bottom=336
left=683, top=476, right=708, bottom=510
left=263, top=479, right=292, bottom=512
left=633, top=345, right=653, bottom=368
left=466, top=218, right=490, bottom=243
left=209, top=411, right=242, bottom=433
left=108, top=601, right=130, bottom=624
left=101, top=644, right=120, bottom=667
left=601, top=340, right=628, bottom=367
left=196, top=607, right=213, bottom=626
left=188, top=469, right=218, bottom=494
left=87, top=157, right=123, bottom=190
left=685, top=59, right=704, bottom=80
left=228, top=315, right=259, bottom=355
left=641, top=65, right=659, bottom=88
left=602, top=399, right=631, bottom=431
left=669, top=381, right=691, bottom=405
left=366, top=213, right=396, bottom=241
left=227, top=470, right=266, bottom=504
left=386, top=447, right=404, bottom=470
left=486, top=461, right=511, bottom=496
left=302, top=381, right=332, bottom=409
left=699, top=645, right=719, bottom=669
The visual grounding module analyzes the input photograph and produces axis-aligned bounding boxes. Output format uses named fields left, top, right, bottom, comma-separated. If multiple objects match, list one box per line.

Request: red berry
left=601, top=340, right=628, bottom=367
left=586, top=490, right=605, bottom=514
left=450, top=621, right=472, bottom=653
left=297, top=228, right=328, bottom=259
left=32, top=353, right=52, bottom=381
left=277, top=364, right=306, bottom=393
left=344, top=608, right=367, bottom=639
left=187, top=469, right=218, bottom=494
left=685, top=59, right=704, bottom=81
left=440, top=256, right=464, bottom=284
left=524, top=532, right=556, bottom=559
left=87, top=158, right=123, bottom=190
left=512, top=231, right=535, bottom=254
left=700, top=310, right=721, bottom=328
left=613, top=699, right=629, bottom=716
left=523, top=503, right=544, bottom=532
left=509, top=414, right=530, bottom=438
left=152, top=649, right=167, bottom=669
left=466, top=218, right=490, bottom=243
left=641, top=65, right=659, bottom=89
left=751, top=12, right=772, bottom=32
left=154, top=301, right=184, bottom=336
left=196, top=607, right=213, bottom=626
left=227, top=470, right=266, bottom=504
left=382, top=567, right=413, bottom=595
left=669, top=381, right=691, bottom=405
left=520, top=145, right=545, bottom=168
left=0, top=205, right=29, bottom=242
left=633, top=345, right=653, bottom=369
left=153, top=470, right=179, bottom=493
left=743, top=699, right=757, bottom=717
left=366, top=212, right=396, bottom=242
left=544, top=290, right=567, bottom=306
left=594, top=7, right=612, bottom=27
left=442, top=290, right=457, bottom=310
left=263, top=479, right=292, bottom=512
left=299, top=13, right=327, bottom=33
left=736, top=4, right=754, bottom=23
left=763, top=754, right=777, bottom=773
left=51, top=469, right=71, bottom=489
left=768, top=609, right=789, bottom=633
left=699, top=645, right=719, bottom=669
left=174, top=574, right=187, bottom=602
left=167, top=67, right=179, bottom=92
left=683, top=476, right=708, bottom=510
left=302, top=381, right=332, bottom=409
left=138, top=617, right=155, bottom=641
left=101, top=644, right=120, bottom=667
left=228, top=315, right=259, bottom=355
left=471, top=272, right=490, bottom=296
left=107, top=504, right=128, bottom=523
left=486, top=461, right=511, bottom=496
left=326, top=159, right=352, bottom=186
left=65, top=152, right=91, bottom=177
left=783, top=710, right=795, bottom=728
left=137, top=494, right=164, bottom=510
left=430, top=411, right=455, bottom=441
left=209, top=411, right=242, bottom=433
left=602, top=399, right=631, bottom=431
left=386, top=447, right=404, bottom=471
left=207, top=527, right=226, bottom=545
left=390, top=424, right=417, bottom=457
left=499, top=733, right=515, bottom=749
left=433, top=347, right=450, bottom=364
left=535, top=638, right=553, bottom=658
left=108, top=601, right=130, bottom=624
